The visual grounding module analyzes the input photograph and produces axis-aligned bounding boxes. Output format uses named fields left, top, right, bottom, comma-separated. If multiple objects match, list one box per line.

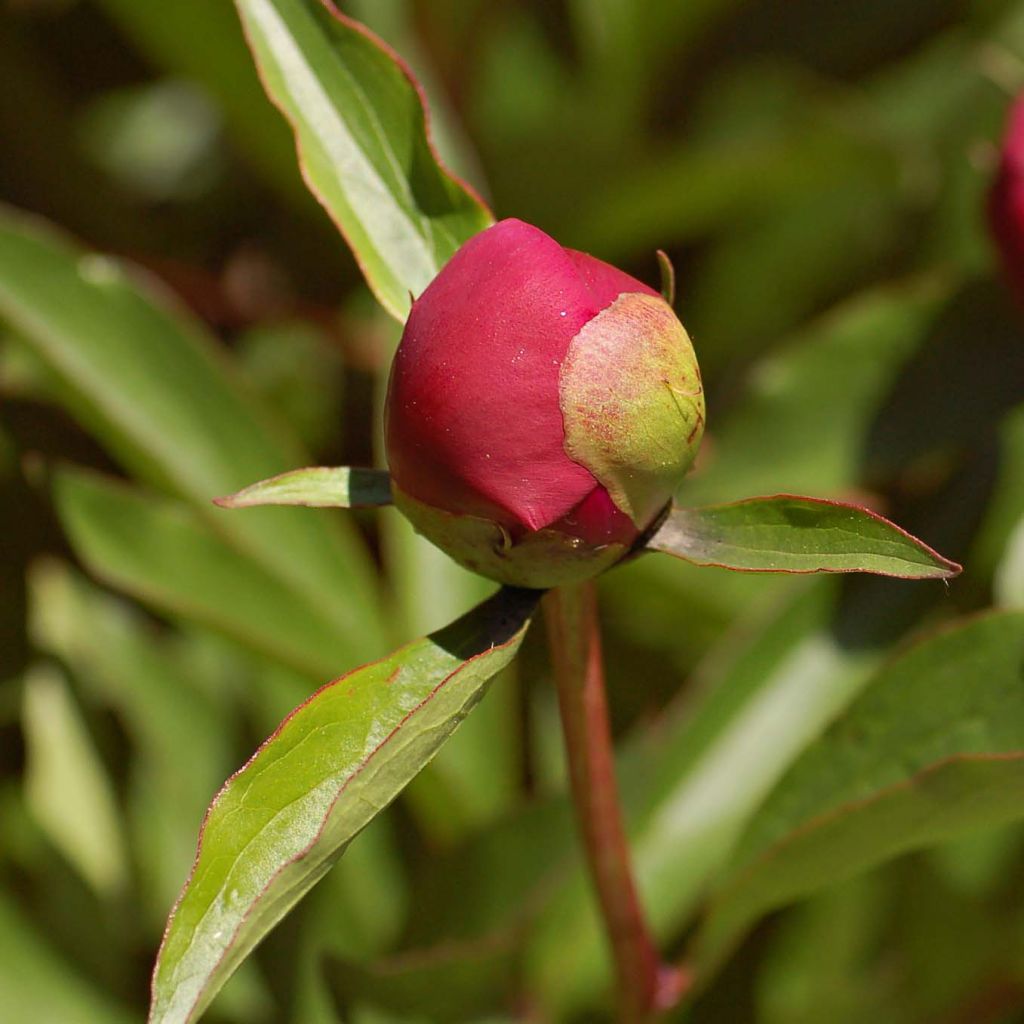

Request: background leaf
left=0, top=894, right=135, bottom=1024
left=93, top=0, right=310, bottom=207
left=693, top=611, right=1024, bottom=978
left=26, top=560, right=233, bottom=919
left=21, top=664, right=128, bottom=898
left=0, top=206, right=385, bottom=660
left=54, top=469, right=356, bottom=680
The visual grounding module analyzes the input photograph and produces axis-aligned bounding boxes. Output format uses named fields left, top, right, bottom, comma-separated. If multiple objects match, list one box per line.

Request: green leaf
left=234, top=0, right=493, bottom=320
left=149, top=586, right=538, bottom=1024
left=324, top=937, right=518, bottom=1023
left=623, top=587, right=875, bottom=931
left=973, top=405, right=1024, bottom=598
left=0, top=208, right=297, bottom=497
left=235, top=320, right=347, bottom=453
left=93, top=0, right=310, bottom=207
left=344, top=0, right=490, bottom=197
left=0, top=206, right=385, bottom=660
left=22, top=664, right=129, bottom=898
left=564, top=122, right=888, bottom=260
left=692, top=611, right=1024, bottom=978
left=998, top=519, right=1024, bottom=608
left=0, top=894, right=135, bottom=1024
left=648, top=496, right=960, bottom=579
left=54, top=469, right=354, bottom=680
left=568, top=0, right=743, bottom=130
left=679, top=277, right=947, bottom=505
left=29, top=563, right=410, bottom=973
left=215, top=466, right=392, bottom=509
left=27, top=560, right=232, bottom=919
left=753, top=873, right=890, bottom=1024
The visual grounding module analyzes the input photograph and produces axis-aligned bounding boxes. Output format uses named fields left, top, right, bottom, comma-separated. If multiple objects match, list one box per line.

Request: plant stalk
left=544, top=582, right=683, bottom=1023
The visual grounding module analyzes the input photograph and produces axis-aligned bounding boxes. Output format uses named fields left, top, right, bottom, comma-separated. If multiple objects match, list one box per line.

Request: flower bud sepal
left=392, top=483, right=631, bottom=589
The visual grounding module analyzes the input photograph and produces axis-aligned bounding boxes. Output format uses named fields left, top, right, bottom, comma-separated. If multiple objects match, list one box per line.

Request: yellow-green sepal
left=559, top=292, right=705, bottom=528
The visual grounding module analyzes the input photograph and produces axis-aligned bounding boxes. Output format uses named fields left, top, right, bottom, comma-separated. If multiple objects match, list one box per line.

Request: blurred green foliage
left=2, top=0, right=1024, bottom=1021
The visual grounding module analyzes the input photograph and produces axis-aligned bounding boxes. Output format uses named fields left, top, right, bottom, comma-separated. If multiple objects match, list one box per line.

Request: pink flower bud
left=989, top=94, right=1024, bottom=299
left=385, top=219, right=704, bottom=588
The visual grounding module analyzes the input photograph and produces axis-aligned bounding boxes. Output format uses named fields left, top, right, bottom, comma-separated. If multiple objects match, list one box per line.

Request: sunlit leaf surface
left=215, top=465, right=392, bottom=509
left=149, top=587, right=538, bottom=1024
left=235, top=0, right=492, bottom=319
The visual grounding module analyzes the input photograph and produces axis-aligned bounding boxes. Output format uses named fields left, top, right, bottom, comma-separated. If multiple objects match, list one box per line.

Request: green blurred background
left=3, top=0, right=1024, bottom=1021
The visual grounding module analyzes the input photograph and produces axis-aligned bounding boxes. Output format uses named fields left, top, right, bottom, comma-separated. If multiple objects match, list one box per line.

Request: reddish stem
left=544, top=582, right=678, bottom=1023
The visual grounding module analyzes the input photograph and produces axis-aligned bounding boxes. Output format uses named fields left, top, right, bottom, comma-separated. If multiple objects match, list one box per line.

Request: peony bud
left=385, top=218, right=704, bottom=588
left=989, top=94, right=1024, bottom=299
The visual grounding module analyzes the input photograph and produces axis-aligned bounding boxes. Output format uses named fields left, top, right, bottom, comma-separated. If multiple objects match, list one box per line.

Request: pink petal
left=990, top=95, right=1024, bottom=299
left=386, top=219, right=598, bottom=531
left=565, top=248, right=661, bottom=309
left=550, top=484, right=640, bottom=547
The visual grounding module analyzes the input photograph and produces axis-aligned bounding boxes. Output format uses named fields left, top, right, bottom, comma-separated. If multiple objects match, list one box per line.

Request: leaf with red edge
left=691, top=611, right=1024, bottom=981
left=148, top=586, right=538, bottom=1024
left=234, top=0, right=493, bottom=321
left=647, top=495, right=960, bottom=579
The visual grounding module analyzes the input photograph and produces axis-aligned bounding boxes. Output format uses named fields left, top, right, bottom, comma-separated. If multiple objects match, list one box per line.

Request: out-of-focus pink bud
left=385, top=219, right=704, bottom=588
left=989, top=95, right=1024, bottom=298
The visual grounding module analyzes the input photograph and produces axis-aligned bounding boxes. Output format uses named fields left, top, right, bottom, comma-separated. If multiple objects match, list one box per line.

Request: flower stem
left=544, top=582, right=679, bottom=1023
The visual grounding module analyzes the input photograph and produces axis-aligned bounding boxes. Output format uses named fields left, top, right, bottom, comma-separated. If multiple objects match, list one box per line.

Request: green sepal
left=559, top=292, right=704, bottom=527
left=392, top=485, right=628, bottom=589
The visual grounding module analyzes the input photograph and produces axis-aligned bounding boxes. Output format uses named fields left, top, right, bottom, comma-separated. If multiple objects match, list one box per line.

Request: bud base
left=393, top=485, right=628, bottom=589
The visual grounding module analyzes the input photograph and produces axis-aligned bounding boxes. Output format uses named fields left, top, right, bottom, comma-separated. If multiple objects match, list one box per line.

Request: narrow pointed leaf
left=55, top=469, right=355, bottom=680
left=0, top=895, right=135, bottom=1024
left=234, top=0, right=493, bottom=321
left=149, top=586, right=538, bottom=1024
left=27, top=561, right=234, bottom=917
left=0, top=206, right=384, bottom=659
left=215, top=465, right=392, bottom=509
left=22, top=665, right=129, bottom=897
left=649, top=495, right=960, bottom=579
left=692, top=611, right=1024, bottom=979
